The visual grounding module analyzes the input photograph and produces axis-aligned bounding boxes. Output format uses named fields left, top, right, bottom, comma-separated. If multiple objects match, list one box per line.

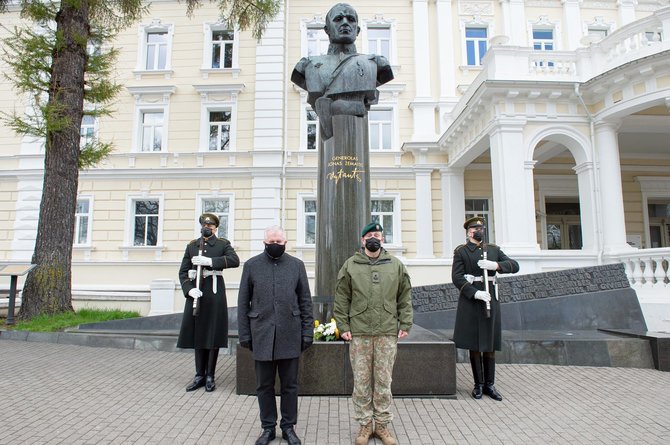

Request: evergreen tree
left=0, top=0, right=280, bottom=320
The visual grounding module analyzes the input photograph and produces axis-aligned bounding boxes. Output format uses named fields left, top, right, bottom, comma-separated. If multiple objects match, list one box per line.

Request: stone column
left=410, top=0, right=436, bottom=141
left=440, top=167, right=465, bottom=256
left=617, top=0, right=638, bottom=27
left=500, top=0, right=528, bottom=46
left=574, top=161, right=599, bottom=251
left=562, top=0, right=583, bottom=50
left=436, top=0, right=455, bottom=99
left=316, top=115, right=370, bottom=299
left=595, top=122, right=631, bottom=253
left=414, top=166, right=435, bottom=258
left=489, top=120, right=539, bottom=252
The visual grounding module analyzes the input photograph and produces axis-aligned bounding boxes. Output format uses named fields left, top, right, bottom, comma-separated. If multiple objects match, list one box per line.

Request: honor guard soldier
left=452, top=216, right=519, bottom=401
left=177, top=213, right=239, bottom=392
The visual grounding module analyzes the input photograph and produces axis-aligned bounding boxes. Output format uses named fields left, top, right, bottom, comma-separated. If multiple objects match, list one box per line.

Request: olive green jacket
left=334, top=249, right=413, bottom=336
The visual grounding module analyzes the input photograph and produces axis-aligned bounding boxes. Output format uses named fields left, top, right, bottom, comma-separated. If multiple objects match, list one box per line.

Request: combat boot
left=354, top=421, right=373, bottom=445
left=374, top=422, right=397, bottom=445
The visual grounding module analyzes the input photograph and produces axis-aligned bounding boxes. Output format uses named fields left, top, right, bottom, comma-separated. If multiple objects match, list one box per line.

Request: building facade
left=1, top=0, right=669, bottom=330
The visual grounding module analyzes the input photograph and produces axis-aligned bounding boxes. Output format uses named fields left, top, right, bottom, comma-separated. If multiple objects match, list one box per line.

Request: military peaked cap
left=463, top=216, right=485, bottom=230
left=361, top=222, right=383, bottom=237
left=199, top=213, right=220, bottom=227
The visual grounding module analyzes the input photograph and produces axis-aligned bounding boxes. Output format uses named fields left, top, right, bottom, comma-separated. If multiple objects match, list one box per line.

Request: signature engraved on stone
left=327, top=168, right=365, bottom=183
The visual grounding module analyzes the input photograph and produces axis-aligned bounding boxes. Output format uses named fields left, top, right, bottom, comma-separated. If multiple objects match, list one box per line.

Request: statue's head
left=324, top=3, right=359, bottom=45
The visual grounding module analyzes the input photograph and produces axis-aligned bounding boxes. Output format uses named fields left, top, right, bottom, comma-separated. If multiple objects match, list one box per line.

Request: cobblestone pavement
left=1, top=340, right=669, bottom=444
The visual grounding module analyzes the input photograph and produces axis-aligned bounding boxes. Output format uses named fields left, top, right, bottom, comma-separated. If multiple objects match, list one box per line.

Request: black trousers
left=254, top=357, right=300, bottom=430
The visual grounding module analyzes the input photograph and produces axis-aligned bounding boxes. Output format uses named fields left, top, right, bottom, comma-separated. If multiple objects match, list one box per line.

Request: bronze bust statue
left=291, top=3, right=394, bottom=139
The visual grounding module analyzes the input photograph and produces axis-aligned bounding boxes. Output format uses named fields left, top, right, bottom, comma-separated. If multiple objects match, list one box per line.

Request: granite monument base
left=236, top=327, right=456, bottom=397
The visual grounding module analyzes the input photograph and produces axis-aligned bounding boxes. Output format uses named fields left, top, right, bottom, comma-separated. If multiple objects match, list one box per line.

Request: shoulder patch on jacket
left=453, top=244, right=466, bottom=254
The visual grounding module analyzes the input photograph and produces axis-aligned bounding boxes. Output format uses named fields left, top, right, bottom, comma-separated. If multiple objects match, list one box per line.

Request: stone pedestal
left=236, top=339, right=456, bottom=397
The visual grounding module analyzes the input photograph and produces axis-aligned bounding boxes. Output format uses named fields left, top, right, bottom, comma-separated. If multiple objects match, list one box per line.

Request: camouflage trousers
left=349, top=335, right=398, bottom=425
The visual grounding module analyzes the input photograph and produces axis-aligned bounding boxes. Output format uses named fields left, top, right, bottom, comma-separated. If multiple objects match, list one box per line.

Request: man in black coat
left=452, top=216, right=519, bottom=401
left=238, top=226, right=313, bottom=445
left=177, top=213, right=239, bottom=392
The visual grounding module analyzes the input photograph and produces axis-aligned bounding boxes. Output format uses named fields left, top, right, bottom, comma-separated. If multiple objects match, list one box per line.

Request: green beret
left=361, top=222, right=383, bottom=237
left=463, top=216, right=485, bottom=230
left=199, top=213, right=220, bottom=227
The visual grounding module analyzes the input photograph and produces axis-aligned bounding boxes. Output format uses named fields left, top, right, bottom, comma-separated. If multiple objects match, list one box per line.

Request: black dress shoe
left=205, top=375, right=216, bottom=392
left=254, top=428, right=276, bottom=445
left=185, top=375, right=206, bottom=392
left=483, top=384, right=503, bottom=401
left=282, top=427, right=301, bottom=445
left=472, top=383, right=483, bottom=399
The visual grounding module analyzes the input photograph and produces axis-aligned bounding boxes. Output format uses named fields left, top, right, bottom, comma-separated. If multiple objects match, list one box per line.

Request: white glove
left=188, top=288, right=202, bottom=299
left=477, top=259, right=498, bottom=271
left=464, top=274, right=475, bottom=284
left=191, top=255, right=212, bottom=267
left=474, top=290, right=491, bottom=303
left=188, top=269, right=197, bottom=280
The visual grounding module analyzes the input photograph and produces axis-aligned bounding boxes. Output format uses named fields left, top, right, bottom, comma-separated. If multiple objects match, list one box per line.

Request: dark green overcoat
left=451, top=241, right=519, bottom=352
left=177, top=236, right=239, bottom=349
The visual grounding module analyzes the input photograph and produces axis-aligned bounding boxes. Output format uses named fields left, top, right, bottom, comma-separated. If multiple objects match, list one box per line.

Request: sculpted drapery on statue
left=291, top=3, right=394, bottom=306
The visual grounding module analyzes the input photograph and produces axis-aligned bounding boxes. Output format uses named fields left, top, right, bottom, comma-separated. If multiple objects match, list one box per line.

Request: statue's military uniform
left=451, top=241, right=519, bottom=352
left=177, top=235, right=239, bottom=349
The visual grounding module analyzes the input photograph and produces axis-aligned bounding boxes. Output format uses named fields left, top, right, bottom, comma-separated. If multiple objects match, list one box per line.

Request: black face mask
left=365, top=237, right=381, bottom=253
left=472, top=229, right=483, bottom=242
left=265, top=243, right=285, bottom=259
left=201, top=227, right=213, bottom=238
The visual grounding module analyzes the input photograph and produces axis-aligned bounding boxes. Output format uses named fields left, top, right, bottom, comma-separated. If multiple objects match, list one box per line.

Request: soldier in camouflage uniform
left=334, top=222, right=412, bottom=445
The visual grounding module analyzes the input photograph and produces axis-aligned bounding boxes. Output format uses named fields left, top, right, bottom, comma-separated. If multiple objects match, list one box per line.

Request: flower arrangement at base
left=313, top=318, right=340, bottom=342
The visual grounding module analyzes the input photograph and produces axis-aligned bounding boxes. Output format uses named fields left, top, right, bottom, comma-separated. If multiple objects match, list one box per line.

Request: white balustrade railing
left=613, top=248, right=670, bottom=288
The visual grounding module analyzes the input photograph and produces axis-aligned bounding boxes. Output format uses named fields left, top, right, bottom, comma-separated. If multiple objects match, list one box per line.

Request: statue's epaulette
left=453, top=244, right=466, bottom=254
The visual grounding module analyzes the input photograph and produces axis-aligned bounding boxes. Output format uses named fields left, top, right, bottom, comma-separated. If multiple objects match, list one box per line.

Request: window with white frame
left=202, top=22, right=239, bottom=72
left=465, top=198, right=492, bottom=242
left=306, top=107, right=318, bottom=150
left=145, top=31, right=168, bottom=70
left=140, top=111, right=164, bottom=152
left=135, top=20, right=173, bottom=76
left=201, top=197, right=232, bottom=239
left=210, top=29, right=234, bottom=68
left=465, top=27, right=488, bottom=66
left=371, top=198, right=397, bottom=244
left=533, top=28, right=554, bottom=51
left=367, top=26, right=391, bottom=59
left=128, top=86, right=175, bottom=153
left=132, top=199, right=160, bottom=246
left=303, top=198, right=317, bottom=245
left=74, top=197, right=92, bottom=245
left=369, top=109, right=393, bottom=151
left=306, top=26, right=329, bottom=56
left=208, top=110, right=231, bottom=151
left=194, top=84, right=243, bottom=152
left=80, top=114, right=96, bottom=148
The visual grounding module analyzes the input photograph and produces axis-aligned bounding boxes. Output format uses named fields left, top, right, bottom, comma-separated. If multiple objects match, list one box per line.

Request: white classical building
left=1, top=0, right=669, bottom=330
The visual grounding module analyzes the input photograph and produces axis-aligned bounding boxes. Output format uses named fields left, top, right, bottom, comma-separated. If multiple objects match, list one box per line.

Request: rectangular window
left=211, top=29, right=234, bottom=69
left=465, top=198, right=491, bottom=242
left=80, top=115, right=96, bottom=148
left=371, top=199, right=394, bottom=244
left=304, top=199, right=317, bottom=245
left=208, top=111, right=231, bottom=151
left=202, top=197, right=230, bottom=239
left=306, top=108, right=318, bottom=150
left=465, top=27, right=488, bottom=66
left=369, top=109, right=393, bottom=151
left=141, top=111, right=164, bottom=152
left=74, top=198, right=91, bottom=245
left=145, top=31, right=168, bottom=70
left=307, top=27, right=329, bottom=56
left=368, top=27, right=391, bottom=59
left=533, top=29, right=554, bottom=51
left=133, top=200, right=159, bottom=246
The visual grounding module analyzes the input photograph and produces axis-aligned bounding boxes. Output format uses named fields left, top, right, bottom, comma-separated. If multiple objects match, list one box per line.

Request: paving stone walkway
left=1, top=340, right=669, bottom=444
